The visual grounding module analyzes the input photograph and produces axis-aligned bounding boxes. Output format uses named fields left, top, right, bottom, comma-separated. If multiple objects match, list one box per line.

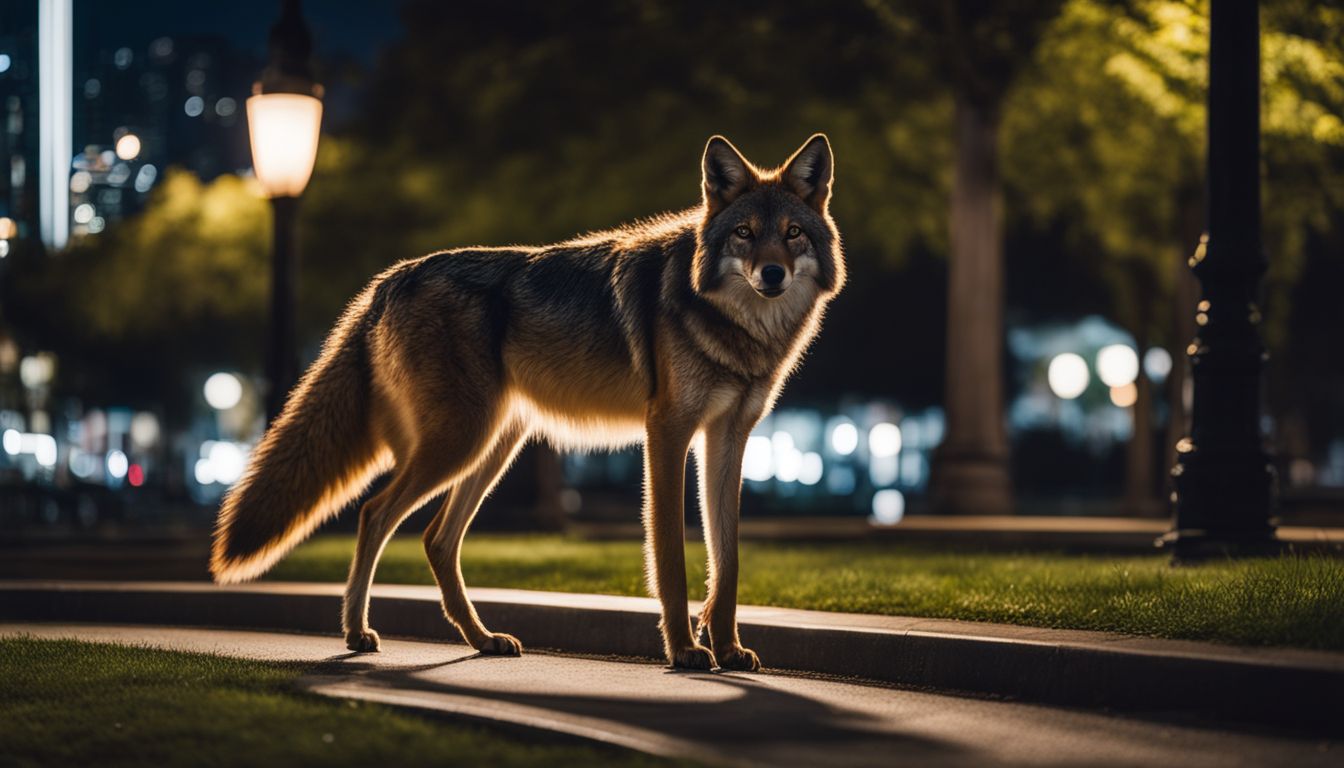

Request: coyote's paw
left=345, top=628, right=381, bottom=653
left=670, top=644, right=716, bottom=670
left=476, top=632, right=523, bottom=656
left=716, top=645, right=761, bottom=672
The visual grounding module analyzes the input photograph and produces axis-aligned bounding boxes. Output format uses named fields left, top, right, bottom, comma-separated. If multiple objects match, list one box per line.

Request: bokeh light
left=1047, top=353, right=1089, bottom=399
left=870, top=489, right=905, bottom=525
left=868, top=422, right=902, bottom=458
left=106, top=449, right=128, bottom=479
left=1110, top=383, right=1138, bottom=408
left=742, top=435, right=773, bottom=482
left=203, top=372, right=243, bottom=410
left=830, top=421, right=858, bottom=456
left=114, top=132, right=141, bottom=160
left=1144, top=347, right=1173, bottom=383
left=1097, top=344, right=1139, bottom=388
left=798, top=452, right=823, bottom=486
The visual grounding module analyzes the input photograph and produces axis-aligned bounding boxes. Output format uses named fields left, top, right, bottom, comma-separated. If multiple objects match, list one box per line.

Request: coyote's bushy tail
left=210, top=290, right=387, bottom=584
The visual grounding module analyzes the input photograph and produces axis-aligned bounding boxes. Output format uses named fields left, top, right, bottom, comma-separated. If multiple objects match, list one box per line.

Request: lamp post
left=248, top=0, right=322, bottom=424
left=1162, top=0, right=1277, bottom=562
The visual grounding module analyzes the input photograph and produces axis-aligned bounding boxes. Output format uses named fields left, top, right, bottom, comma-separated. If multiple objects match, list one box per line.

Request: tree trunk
left=931, top=93, right=1013, bottom=515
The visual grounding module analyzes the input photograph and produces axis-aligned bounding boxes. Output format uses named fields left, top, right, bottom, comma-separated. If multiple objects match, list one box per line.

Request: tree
left=874, top=0, right=1065, bottom=515
left=1001, top=0, right=1344, bottom=510
left=6, top=170, right=270, bottom=419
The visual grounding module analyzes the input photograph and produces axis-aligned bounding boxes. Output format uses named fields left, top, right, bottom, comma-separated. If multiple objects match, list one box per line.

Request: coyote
left=211, top=134, right=845, bottom=670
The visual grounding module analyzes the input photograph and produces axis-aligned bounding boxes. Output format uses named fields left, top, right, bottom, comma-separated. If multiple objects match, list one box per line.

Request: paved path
left=4, top=623, right=1335, bottom=767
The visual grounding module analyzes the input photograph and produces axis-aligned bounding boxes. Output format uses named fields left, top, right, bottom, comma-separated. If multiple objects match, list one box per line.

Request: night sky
left=85, top=0, right=403, bottom=66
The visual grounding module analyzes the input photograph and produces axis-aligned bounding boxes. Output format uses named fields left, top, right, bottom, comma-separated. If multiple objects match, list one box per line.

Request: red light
left=128, top=464, right=145, bottom=487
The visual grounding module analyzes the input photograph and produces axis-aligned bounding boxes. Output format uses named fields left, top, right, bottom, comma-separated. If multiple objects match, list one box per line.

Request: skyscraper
left=0, top=1, right=40, bottom=253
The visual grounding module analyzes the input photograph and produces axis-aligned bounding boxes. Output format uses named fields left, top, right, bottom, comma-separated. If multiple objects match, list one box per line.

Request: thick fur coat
left=212, top=134, right=845, bottom=670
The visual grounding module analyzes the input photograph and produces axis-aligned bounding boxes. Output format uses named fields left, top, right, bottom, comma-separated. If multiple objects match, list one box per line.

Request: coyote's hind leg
left=423, top=421, right=529, bottom=655
left=342, top=460, right=446, bottom=652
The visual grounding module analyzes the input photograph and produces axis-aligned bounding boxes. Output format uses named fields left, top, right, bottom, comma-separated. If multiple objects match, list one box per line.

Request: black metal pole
left=265, top=195, right=299, bottom=424
left=1164, top=0, right=1277, bottom=562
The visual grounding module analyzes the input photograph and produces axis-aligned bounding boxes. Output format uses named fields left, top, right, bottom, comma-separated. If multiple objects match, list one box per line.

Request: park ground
left=5, top=625, right=1337, bottom=768
left=270, top=534, right=1344, bottom=651
left=0, top=635, right=677, bottom=768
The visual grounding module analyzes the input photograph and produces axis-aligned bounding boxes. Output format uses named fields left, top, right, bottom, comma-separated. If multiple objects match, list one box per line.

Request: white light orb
left=2, top=429, right=19, bottom=455
left=775, top=447, right=803, bottom=483
left=798, top=452, right=823, bottom=486
left=194, top=458, right=216, bottom=486
left=1097, top=344, right=1140, bottom=388
left=871, top=489, right=906, bottom=526
left=106, top=449, right=129, bottom=479
left=742, top=435, right=773, bottom=482
left=130, top=412, right=160, bottom=447
left=203, top=372, right=243, bottom=410
left=19, top=354, right=55, bottom=388
left=1047, top=353, right=1090, bottom=400
left=830, top=421, right=858, bottom=456
left=115, top=133, right=141, bottom=161
left=33, top=435, right=57, bottom=468
left=207, top=441, right=246, bottom=485
left=1144, top=347, right=1173, bottom=384
left=868, top=422, right=902, bottom=458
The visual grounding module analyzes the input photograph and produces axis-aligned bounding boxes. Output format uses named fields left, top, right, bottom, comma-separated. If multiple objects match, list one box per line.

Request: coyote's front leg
left=695, top=411, right=760, bottom=671
left=644, top=407, right=715, bottom=669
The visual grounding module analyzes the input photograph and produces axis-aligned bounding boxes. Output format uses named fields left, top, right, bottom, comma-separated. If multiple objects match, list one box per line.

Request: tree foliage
left=8, top=0, right=1343, bottom=425
left=1003, top=0, right=1344, bottom=348
left=8, top=170, right=269, bottom=412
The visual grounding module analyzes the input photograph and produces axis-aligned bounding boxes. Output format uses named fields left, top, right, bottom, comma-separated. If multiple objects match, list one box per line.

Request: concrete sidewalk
left=2, top=579, right=1340, bottom=734
left=4, top=623, right=1337, bottom=768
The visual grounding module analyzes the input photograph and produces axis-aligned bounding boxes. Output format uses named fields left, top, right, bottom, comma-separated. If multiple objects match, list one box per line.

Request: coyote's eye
left=786, top=224, right=802, bottom=239
left=734, top=225, right=753, bottom=239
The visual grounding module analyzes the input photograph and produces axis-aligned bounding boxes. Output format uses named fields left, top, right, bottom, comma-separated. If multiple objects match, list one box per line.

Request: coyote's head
left=693, top=134, right=845, bottom=306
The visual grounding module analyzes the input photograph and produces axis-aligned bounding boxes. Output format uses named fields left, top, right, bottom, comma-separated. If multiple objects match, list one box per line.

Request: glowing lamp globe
left=247, top=93, right=322, bottom=198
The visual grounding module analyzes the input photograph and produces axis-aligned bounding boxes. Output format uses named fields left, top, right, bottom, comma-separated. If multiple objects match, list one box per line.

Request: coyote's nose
left=761, top=264, right=786, bottom=288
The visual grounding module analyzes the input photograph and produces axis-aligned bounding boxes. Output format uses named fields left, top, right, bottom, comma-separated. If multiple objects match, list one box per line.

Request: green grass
left=0, top=637, right=673, bottom=768
left=271, top=534, right=1344, bottom=651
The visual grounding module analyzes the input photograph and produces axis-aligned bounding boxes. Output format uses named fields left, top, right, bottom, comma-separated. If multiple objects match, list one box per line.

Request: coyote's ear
left=702, top=136, right=754, bottom=216
left=783, top=134, right=834, bottom=213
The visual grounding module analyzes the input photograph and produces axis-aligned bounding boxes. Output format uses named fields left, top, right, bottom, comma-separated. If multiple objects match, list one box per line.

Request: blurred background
left=1, top=0, right=1342, bottom=543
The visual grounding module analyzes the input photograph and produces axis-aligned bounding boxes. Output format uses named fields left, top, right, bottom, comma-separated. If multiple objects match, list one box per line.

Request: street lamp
left=1162, top=0, right=1277, bottom=562
left=248, top=0, right=323, bottom=424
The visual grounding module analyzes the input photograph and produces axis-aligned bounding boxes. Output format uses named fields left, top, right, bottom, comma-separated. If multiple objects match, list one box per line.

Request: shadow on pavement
left=304, top=652, right=972, bottom=766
